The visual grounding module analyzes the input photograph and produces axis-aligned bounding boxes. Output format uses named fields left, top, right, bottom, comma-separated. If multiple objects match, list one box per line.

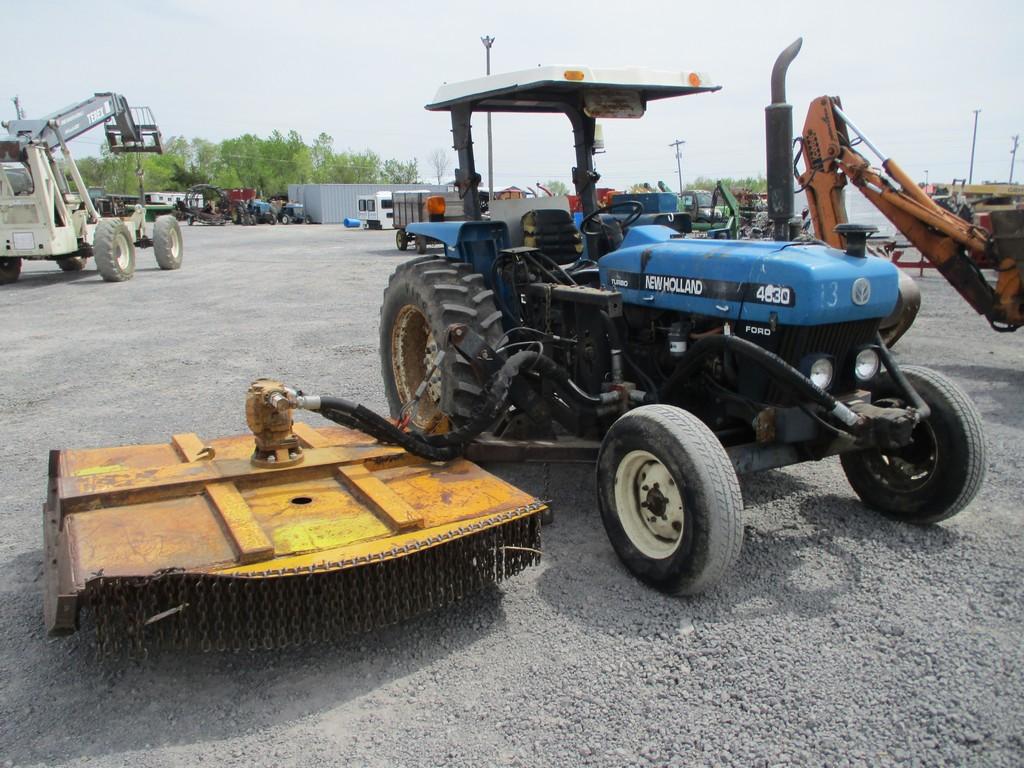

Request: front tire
left=416, top=236, right=427, bottom=255
left=0, top=257, right=22, bottom=285
left=56, top=256, right=86, bottom=272
left=93, top=219, right=136, bottom=282
left=841, top=365, right=985, bottom=523
left=396, top=229, right=408, bottom=251
left=280, top=214, right=291, bottom=225
left=379, top=257, right=503, bottom=432
left=597, top=405, right=744, bottom=596
left=153, top=215, right=183, bottom=270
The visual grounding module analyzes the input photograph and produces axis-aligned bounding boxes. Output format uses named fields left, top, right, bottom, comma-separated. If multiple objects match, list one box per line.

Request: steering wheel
left=579, top=200, right=645, bottom=236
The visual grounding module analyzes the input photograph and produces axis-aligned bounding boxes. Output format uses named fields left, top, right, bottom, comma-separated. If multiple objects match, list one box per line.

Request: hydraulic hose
left=658, top=333, right=861, bottom=427
left=302, top=350, right=603, bottom=461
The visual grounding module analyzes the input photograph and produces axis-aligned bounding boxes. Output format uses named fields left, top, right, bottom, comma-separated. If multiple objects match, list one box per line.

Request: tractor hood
left=599, top=226, right=899, bottom=326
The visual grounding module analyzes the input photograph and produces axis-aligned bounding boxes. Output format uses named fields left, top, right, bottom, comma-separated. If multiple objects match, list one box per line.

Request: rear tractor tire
left=597, top=405, right=744, bottom=596
left=92, top=219, right=136, bottom=282
left=840, top=365, right=985, bottom=524
left=56, top=256, right=87, bottom=272
left=153, top=215, right=183, bottom=270
left=379, top=257, right=504, bottom=432
left=0, top=257, right=22, bottom=285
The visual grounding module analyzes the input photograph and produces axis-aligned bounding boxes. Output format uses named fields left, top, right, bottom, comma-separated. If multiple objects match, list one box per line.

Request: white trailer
left=357, top=190, right=431, bottom=230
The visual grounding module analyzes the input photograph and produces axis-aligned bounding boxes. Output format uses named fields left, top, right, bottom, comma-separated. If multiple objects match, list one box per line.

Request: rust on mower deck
left=44, top=421, right=543, bottom=654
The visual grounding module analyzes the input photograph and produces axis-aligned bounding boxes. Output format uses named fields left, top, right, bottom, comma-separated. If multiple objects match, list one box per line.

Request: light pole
left=1010, top=135, right=1019, bottom=183
left=481, top=36, right=495, bottom=201
left=968, top=108, right=981, bottom=184
left=669, top=139, right=685, bottom=195
left=924, top=169, right=929, bottom=185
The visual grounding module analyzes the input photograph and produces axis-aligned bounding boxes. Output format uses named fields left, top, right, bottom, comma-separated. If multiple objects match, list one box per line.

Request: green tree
left=383, top=158, right=419, bottom=184
left=543, top=180, right=569, bottom=196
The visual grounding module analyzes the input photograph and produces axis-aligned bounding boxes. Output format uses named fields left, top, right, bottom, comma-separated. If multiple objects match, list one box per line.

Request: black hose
left=658, top=334, right=846, bottom=417
left=874, top=333, right=931, bottom=419
left=315, top=350, right=601, bottom=461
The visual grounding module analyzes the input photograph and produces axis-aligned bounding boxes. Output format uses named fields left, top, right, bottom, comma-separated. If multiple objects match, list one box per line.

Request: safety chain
left=84, top=503, right=544, bottom=657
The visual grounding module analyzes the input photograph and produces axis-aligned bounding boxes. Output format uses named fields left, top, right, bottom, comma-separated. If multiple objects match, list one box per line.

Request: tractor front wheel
left=840, top=365, right=985, bottom=523
left=153, top=215, right=183, bottom=270
left=56, top=256, right=87, bottom=272
left=379, top=257, right=503, bottom=432
left=0, top=257, right=22, bottom=285
left=396, top=229, right=408, bottom=251
left=280, top=214, right=291, bottom=225
left=597, top=405, right=744, bottom=596
left=416, top=236, right=427, bottom=255
left=93, top=219, right=136, bottom=282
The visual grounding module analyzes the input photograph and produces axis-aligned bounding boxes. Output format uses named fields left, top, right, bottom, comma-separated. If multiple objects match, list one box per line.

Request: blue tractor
left=362, top=41, right=985, bottom=595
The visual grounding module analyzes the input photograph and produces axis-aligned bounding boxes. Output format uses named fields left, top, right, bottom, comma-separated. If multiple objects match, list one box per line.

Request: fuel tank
left=599, top=226, right=898, bottom=326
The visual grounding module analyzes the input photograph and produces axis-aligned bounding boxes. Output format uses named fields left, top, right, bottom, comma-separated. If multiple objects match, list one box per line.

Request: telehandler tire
left=380, top=257, right=504, bottom=432
left=597, top=405, right=744, bottom=596
left=153, top=215, right=183, bottom=270
left=56, top=256, right=87, bottom=272
left=93, top=219, right=136, bottom=282
left=0, top=257, right=21, bottom=285
left=840, top=365, right=985, bottom=524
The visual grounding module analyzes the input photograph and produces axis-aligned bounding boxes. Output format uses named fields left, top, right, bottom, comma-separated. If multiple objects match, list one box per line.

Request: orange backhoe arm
left=798, top=96, right=1022, bottom=331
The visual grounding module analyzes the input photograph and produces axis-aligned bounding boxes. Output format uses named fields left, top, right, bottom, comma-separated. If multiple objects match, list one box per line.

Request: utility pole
left=12, top=95, right=25, bottom=119
left=669, top=139, right=685, bottom=195
left=968, top=109, right=981, bottom=184
left=924, top=169, right=929, bottom=185
left=1010, top=134, right=1020, bottom=183
left=481, top=36, right=495, bottom=202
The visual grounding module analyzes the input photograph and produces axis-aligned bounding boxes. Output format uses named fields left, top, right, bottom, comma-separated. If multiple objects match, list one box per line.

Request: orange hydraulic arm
left=798, top=96, right=1023, bottom=331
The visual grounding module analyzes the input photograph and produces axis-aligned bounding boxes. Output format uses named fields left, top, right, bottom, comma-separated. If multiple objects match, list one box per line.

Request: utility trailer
left=0, top=92, right=183, bottom=284
left=393, top=189, right=466, bottom=252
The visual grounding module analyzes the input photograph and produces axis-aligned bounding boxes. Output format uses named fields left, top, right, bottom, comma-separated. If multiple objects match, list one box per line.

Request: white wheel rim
left=613, top=449, right=685, bottom=559
left=115, top=234, right=131, bottom=270
left=168, top=227, right=180, bottom=259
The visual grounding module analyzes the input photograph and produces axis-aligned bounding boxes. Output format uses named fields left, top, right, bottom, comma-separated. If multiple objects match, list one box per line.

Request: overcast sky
left=8, top=0, right=1021, bottom=191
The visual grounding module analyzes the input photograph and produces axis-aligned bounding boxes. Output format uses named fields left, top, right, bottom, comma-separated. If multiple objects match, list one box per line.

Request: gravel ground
left=1, top=225, right=1021, bottom=767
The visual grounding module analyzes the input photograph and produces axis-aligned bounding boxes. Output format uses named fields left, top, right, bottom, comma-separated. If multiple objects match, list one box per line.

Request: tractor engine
left=510, top=224, right=900, bottom=447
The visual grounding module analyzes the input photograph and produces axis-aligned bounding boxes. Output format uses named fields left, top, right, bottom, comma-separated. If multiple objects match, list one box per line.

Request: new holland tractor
left=42, top=43, right=989, bottom=654
left=0, top=93, right=183, bottom=284
left=371, top=41, right=985, bottom=595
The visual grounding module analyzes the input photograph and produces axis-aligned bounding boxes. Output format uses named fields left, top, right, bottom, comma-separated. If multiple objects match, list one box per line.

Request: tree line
left=76, top=130, right=427, bottom=197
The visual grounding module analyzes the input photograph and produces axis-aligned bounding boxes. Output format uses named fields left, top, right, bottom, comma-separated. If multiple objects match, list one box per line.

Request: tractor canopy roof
left=426, top=65, right=720, bottom=116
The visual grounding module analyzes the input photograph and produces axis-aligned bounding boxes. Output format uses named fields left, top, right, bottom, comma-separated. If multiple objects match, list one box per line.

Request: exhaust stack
left=766, top=38, right=803, bottom=241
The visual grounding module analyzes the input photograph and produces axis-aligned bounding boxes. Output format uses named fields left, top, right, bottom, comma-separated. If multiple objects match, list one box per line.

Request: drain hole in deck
left=291, top=496, right=313, bottom=505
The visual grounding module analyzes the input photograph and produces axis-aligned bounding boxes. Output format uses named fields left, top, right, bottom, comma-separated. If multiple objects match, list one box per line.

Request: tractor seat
left=521, top=209, right=583, bottom=264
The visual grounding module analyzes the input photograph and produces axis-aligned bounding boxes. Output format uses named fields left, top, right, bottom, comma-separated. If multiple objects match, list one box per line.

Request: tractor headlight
left=808, top=357, right=834, bottom=390
left=854, top=347, right=881, bottom=382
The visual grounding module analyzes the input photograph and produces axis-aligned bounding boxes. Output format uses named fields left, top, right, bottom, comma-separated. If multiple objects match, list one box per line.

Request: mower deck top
left=44, top=421, right=543, bottom=639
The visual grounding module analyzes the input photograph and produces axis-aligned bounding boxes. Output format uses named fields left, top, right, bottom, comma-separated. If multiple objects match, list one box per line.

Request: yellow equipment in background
left=44, top=380, right=544, bottom=655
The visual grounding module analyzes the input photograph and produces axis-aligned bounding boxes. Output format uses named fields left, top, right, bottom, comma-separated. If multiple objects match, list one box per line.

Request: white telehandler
left=0, top=93, right=182, bottom=284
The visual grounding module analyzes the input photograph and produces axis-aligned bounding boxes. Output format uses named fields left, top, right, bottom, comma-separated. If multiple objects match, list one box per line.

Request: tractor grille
left=765, top=318, right=880, bottom=403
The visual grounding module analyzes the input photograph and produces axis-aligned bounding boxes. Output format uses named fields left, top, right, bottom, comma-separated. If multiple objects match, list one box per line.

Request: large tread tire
left=0, top=257, right=22, bottom=285
left=597, top=405, right=744, bottom=596
left=153, top=215, right=183, bottom=270
left=92, top=219, right=136, bottom=282
left=56, top=256, right=87, bottom=272
left=841, top=365, right=986, bottom=524
left=380, top=257, right=504, bottom=431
